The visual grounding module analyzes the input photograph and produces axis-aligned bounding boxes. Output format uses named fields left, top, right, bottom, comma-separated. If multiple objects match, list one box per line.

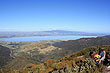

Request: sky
left=0, top=0, right=110, bottom=33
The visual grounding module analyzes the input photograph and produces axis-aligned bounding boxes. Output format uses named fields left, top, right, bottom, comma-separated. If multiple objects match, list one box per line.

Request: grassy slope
left=19, top=45, right=110, bottom=73
left=1, top=45, right=110, bottom=73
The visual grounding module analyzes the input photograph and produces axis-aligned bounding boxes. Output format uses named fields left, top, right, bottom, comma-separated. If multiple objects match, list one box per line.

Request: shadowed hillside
left=4, top=55, right=38, bottom=70
left=0, top=45, right=12, bottom=68
left=53, top=35, right=110, bottom=57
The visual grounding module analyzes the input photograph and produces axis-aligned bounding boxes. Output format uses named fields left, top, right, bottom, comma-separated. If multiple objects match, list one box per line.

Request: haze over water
left=0, top=36, right=97, bottom=42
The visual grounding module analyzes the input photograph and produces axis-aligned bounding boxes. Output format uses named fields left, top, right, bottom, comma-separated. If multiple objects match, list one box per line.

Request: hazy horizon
left=0, top=30, right=109, bottom=34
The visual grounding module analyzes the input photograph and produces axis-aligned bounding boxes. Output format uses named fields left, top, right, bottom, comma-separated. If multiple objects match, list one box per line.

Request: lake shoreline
left=0, top=34, right=98, bottom=39
left=0, top=35, right=98, bottom=42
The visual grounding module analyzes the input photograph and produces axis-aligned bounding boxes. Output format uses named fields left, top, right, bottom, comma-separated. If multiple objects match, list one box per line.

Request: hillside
left=15, top=45, right=110, bottom=73
left=14, top=42, right=62, bottom=63
left=53, top=35, right=110, bottom=56
left=1, top=45, right=110, bottom=73
left=14, top=35, right=110, bottom=63
left=1, top=35, right=110, bottom=72
left=0, top=45, right=12, bottom=68
left=3, top=55, right=38, bottom=70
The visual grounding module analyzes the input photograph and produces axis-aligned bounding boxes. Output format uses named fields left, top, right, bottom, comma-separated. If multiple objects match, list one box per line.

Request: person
left=89, top=52, right=101, bottom=64
left=92, top=53, right=101, bottom=64
left=99, top=48, right=106, bottom=63
left=98, top=47, right=101, bottom=55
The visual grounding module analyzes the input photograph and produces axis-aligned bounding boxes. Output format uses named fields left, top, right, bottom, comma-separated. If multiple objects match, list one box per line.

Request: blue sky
left=0, top=0, right=110, bottom=33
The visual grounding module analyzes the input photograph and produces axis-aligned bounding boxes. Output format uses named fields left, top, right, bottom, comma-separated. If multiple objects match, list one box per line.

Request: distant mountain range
left=44, top=30, right=107, bottom=35
left=0, top=30, right=107, bottom=38
left=45, top=30, right=82, bottom=33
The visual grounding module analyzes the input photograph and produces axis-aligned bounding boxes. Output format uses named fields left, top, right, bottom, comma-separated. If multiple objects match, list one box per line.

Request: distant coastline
left=0, top=35, right=97, bottom=42
left=0, top=30, right=106, bottom=38
left=0, top=34, right=98, bottom=38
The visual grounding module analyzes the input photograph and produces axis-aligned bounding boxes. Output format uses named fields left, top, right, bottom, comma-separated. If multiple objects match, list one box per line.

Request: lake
left=0, top=36, right=97, bottom=42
